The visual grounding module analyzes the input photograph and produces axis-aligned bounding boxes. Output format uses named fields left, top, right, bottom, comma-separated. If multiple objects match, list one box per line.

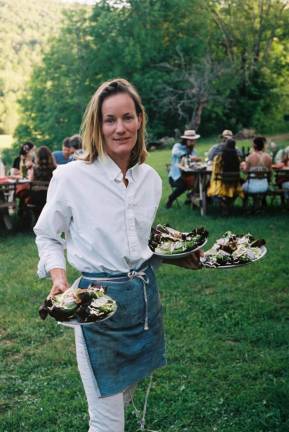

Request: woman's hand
left=49, top=268, right=69, bottom=298
left=163, top=250, right=203, bottom=270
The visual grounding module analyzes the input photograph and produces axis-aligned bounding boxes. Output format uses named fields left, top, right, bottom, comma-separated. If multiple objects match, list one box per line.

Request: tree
left=0, top=0, right=67, bottom=134
left=157, top=50, right=235, bottom=131
left=207, top=0, right=289, bottom=130
left=16, top=7, right=92, bottom=148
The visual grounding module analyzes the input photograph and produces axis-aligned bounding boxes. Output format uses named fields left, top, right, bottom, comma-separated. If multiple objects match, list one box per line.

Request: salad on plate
left=149, top=224, right=208, bottom=258
left=39, top=284, right=117, bottom=325
left=201, top=231, right=266, bottom=268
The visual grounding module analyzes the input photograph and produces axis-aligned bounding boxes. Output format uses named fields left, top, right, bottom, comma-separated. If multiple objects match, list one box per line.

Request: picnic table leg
left=202, top=174, right=207, bottom=215
left=199, top=175, right=205, bottom=216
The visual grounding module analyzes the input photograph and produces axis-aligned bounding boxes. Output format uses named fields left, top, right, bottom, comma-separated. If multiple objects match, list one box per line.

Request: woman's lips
left=113, top=137, right=130, bottom=142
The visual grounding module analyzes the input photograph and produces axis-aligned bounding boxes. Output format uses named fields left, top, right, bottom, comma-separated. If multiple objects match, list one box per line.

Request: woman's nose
left=115, top=119, right=125, bottom=133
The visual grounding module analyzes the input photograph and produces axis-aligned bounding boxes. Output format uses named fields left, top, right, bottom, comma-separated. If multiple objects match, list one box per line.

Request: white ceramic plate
left=201, top=245, right=267, bottom=269
left=152, top=237, right=208, bottom=260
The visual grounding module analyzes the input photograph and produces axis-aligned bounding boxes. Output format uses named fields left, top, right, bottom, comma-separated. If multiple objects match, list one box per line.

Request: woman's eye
left=104, top=118, right=115, bottom=124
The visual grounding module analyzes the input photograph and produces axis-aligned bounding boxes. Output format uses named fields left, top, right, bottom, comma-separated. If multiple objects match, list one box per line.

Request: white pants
left=75, top=327, right=135, bottom=432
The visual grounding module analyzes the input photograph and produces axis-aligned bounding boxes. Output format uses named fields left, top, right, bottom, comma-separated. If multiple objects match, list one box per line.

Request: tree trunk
left=189, top=98, right=207, bottom=131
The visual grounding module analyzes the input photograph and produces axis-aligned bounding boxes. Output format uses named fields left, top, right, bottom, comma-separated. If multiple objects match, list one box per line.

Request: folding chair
left=24, top=180, right=50, bottom=228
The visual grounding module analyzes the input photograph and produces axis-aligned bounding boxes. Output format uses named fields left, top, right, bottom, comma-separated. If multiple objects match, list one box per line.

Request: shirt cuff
left=37, top=258, right=66, bottom=279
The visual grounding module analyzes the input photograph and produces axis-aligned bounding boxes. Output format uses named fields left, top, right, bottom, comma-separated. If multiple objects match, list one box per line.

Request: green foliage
left=1, top=147, right=289, bottom=431
left=0, top=0, right=69, bottom=135
left=14, top=0, right=289, bottom=145
left=15, top=7, right=92, bottom=150
left=208, top=0, right=289, bottom=132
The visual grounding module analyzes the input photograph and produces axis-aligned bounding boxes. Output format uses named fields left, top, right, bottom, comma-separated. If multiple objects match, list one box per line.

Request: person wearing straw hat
left=166, top=129, right=201, bottom=209
left=34, top=79, right=202, bottom=432
left=207, top=130, right=235, bottom=163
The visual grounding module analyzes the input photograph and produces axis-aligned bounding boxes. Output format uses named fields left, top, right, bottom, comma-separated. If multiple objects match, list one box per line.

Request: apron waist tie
left=128, top=269, right=149, bottom=331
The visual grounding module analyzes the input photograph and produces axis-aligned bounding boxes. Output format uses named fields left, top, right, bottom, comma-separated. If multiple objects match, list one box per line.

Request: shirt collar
left=97, top=153, right=139, bottom=183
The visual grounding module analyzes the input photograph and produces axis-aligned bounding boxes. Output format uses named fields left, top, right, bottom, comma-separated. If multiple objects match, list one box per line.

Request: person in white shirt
left=34, top=78, right=201, bottom=432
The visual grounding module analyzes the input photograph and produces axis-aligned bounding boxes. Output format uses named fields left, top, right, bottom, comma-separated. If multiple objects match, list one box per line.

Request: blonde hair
left=80, top=78, right=147, bottom=166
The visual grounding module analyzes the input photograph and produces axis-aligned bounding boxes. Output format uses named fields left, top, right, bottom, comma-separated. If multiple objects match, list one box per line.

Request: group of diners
left=10, top=134, right=83, bottom=180
left=166, top=129, right=289, bottom=213
left=0, top=134, right=83, bottom=228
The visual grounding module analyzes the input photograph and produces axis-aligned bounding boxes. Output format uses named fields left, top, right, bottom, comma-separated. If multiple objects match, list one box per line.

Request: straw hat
left=180, top=130, right=200, bottom=140
left=221, top=129, right=233, bottom=139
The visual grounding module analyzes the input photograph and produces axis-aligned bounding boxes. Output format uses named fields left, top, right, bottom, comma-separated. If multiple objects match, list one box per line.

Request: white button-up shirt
left=34, top=155, right=162, bottom=277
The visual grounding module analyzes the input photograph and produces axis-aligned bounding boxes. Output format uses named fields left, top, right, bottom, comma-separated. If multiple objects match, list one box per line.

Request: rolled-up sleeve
left=34, top=168, right=72, bottom=278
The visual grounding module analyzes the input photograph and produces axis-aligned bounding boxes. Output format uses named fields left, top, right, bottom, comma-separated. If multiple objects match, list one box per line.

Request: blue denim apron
left=78, top=264, right=166, bottom=397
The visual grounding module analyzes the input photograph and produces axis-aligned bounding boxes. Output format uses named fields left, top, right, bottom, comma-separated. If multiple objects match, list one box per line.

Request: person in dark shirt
left=207, top=130, right=235, bottom=162
left=11, top=141, right=35, bottom=176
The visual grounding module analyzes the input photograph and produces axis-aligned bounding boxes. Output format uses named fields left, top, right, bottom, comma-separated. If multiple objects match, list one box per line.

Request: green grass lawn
left=1, top=145, right=289, bottom=432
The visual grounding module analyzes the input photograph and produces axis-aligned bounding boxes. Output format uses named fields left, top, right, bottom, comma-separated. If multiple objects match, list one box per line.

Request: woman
left=28, top=145, right=56, bottom=182
left=11, top=141, right=36, bottom=217
left=241, top=136, right=272, bottom=194
left=34, top=78, right=201, bottom=432
left=207, top=139, right=243, bottom=214
left=11, top=141, right=35, bottom=177
left=273, top=147, right=289, bottom=203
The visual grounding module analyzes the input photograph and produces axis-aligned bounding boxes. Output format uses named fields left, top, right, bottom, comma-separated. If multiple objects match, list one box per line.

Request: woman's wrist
left=49, top=268, right=68, bottom=285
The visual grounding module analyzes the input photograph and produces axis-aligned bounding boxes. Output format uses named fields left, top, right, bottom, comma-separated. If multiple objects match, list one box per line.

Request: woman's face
left=101, top=93, right=141, bottom=161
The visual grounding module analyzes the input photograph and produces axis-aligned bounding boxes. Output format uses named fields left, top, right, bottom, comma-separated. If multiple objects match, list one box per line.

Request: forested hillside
left=0, top=0, right=77, bottom=134
left=1, top=0, right=289, bottom=154
left=14, top=0, right=289, bottom=151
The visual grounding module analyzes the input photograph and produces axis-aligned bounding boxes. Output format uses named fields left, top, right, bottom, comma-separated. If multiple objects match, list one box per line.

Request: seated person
left=241, top=136, right=272, bottom=194
left=166, top=130, right=201, bottom=208
left=11, top=142, right=36, bottom=216
left=53, top=137, right=73, bottom=165
left=207, top=139, right=243, bottom=213
left=11, top=141, right=35, bottom=177
left=26, top=146, right=56, bottom=218
left=274, top=145, right=289, bottom=164
left=273, top=147, right=289, bottom=200
left=207, top=130, right=241, bottom=162
left=28, top=146, right=56, bottom=182
left=69, top=134, right=83, bottom=159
